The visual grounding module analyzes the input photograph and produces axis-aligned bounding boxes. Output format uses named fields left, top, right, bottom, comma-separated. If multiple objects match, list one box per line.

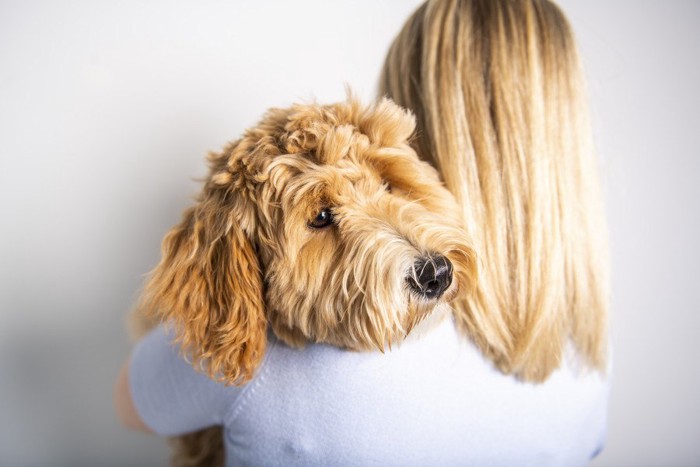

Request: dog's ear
left=138, top=156, right=266, bottom=385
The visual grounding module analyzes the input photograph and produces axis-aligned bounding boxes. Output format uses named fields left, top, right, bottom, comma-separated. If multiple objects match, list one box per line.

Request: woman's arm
left=113, top=325, right=239, bottom=436
left=114, top=358, right=153, bottom=433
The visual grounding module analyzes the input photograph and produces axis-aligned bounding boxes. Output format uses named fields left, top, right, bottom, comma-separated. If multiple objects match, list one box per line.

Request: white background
left=1, top=1, right=698, bottom=466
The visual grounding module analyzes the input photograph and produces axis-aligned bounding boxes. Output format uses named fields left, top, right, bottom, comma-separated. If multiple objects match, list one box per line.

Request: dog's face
left=140, top=99, right=475, bottom=384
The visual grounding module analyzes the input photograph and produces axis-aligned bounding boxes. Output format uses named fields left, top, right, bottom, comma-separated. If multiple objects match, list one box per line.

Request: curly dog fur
left=131, top=98, right=476, bottom=466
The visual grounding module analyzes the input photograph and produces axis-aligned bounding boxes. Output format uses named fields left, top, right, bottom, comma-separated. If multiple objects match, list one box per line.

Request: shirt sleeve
left=128, top=325, right=244, bottom=436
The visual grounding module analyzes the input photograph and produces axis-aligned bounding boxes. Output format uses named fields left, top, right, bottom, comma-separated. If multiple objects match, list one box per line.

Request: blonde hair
left=380, top=0, right=609, bottom=381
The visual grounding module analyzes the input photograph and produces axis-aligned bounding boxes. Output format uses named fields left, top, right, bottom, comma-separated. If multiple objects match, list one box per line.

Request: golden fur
left=380, top=0, right=610, bottom=382
left=132, top=97, right=476, bottom=466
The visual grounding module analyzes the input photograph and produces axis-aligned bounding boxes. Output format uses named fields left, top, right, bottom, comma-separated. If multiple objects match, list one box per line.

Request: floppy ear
left=138, top=180, right=266, bottom=385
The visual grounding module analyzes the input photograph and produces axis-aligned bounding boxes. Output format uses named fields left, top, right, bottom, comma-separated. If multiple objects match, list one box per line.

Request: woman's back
left=130, top=312, right=607, bottom=466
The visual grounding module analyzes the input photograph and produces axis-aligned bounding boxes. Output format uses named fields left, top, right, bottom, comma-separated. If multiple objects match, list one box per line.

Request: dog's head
left=140, top=98, right=476, bottom=384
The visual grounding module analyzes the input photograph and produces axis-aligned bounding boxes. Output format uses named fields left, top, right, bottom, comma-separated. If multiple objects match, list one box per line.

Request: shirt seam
left=223, top=334, right=278, bottom=426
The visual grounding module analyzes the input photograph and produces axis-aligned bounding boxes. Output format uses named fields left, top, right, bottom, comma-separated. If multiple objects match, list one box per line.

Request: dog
left=132, top=97, right=476, bottom=466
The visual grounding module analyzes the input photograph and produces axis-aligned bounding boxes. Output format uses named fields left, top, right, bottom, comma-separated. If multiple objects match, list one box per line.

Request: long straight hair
left=380, top=0, right=609, bottom=381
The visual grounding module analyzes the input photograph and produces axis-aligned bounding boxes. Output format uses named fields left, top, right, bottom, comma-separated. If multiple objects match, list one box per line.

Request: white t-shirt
left=129, top=315, right=608, bottom=466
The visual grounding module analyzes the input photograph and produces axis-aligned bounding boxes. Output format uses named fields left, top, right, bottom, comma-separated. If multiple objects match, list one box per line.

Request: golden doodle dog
left=132, top=97, right=476, bottom=466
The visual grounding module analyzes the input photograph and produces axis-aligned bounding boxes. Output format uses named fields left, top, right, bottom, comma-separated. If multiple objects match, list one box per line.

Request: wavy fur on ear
left=137, top=152, right=266, bottom=385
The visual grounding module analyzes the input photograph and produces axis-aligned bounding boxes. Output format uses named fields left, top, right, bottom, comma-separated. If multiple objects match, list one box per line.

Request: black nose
left=407, top=254, right=453, bottom=300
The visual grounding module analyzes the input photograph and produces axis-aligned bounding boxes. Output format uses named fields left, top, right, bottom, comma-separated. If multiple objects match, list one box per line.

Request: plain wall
left=1, top=1, right=698, bottom=466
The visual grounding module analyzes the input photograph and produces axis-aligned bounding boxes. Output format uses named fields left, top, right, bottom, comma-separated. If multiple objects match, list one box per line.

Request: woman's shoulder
left=229, top=315, right=609, bottom=465
left=263, top=313, right=606, bottom=390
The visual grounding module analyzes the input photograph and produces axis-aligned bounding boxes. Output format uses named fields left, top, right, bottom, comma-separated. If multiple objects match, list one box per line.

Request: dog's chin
left=401, top=301, right=451, bottom=345
left=268, top=279, right=459, bottom=352
left=401, top=285, right=454, bottom=339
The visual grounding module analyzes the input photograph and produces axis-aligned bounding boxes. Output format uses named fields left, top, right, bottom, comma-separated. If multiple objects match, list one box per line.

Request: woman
left=116, top=1, right=610, bottom=465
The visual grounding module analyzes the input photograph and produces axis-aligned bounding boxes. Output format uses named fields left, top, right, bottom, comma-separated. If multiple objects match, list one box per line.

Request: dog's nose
left=407, top=254, right=453, bottom=300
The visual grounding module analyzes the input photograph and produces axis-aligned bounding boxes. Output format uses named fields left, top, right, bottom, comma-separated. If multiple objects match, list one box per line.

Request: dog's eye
left=309, top=208, right=334, bottom=229
left=385, top=183, right=392, bottom=193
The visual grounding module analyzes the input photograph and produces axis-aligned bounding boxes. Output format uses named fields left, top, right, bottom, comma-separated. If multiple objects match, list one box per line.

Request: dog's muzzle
left=407, top=254, right=453, bottom=300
